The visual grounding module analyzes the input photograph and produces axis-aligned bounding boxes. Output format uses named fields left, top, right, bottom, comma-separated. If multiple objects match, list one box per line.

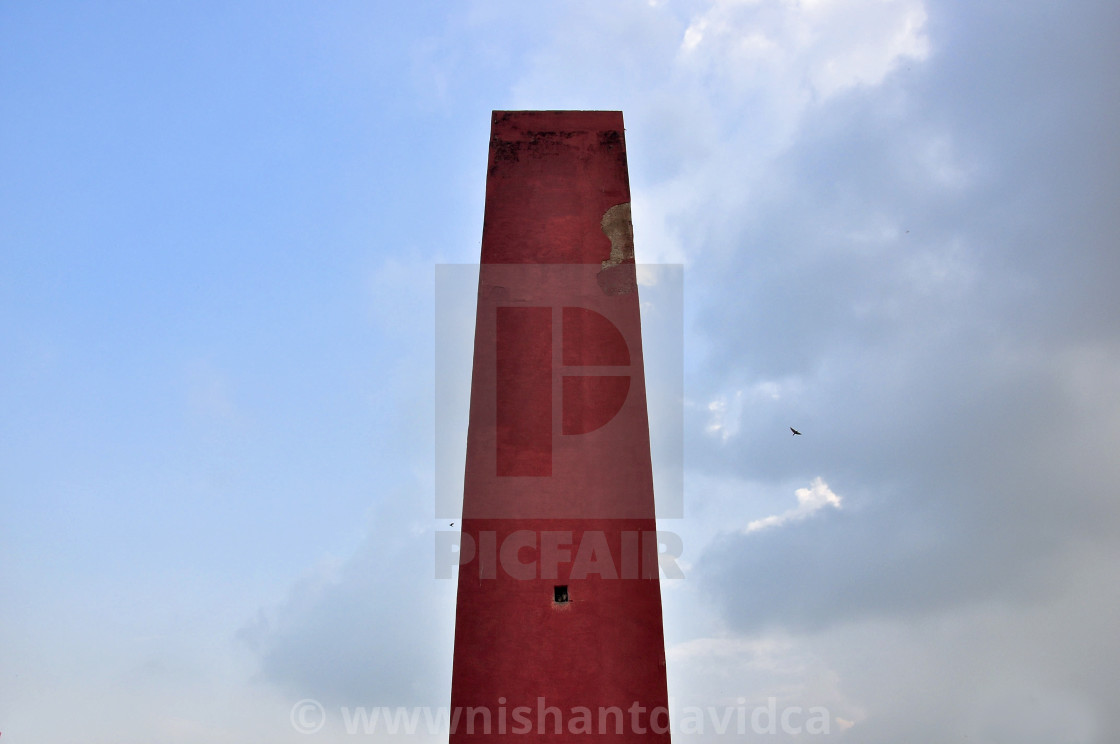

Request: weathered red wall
left=450, top=111, right=671, bottom=743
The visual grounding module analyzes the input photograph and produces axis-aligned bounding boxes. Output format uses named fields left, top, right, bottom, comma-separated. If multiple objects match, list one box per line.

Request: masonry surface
left=449, top=110, right=671, bottom=743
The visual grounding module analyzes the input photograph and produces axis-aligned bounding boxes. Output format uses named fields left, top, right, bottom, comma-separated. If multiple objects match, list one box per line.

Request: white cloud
left=665, top=632, right=866, bottom=737
left=705, top=390, right=744, bottom=440
left=703, top=378, right=802, bottom=442
left=679, top=0, right=930, bottom=101
left=745, top=477, right=841, bottom=532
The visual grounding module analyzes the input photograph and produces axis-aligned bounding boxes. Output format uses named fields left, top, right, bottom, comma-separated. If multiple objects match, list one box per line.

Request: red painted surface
left=450, top=112, right=671, bottom=742
left=496, top=306, right=553, bottom=477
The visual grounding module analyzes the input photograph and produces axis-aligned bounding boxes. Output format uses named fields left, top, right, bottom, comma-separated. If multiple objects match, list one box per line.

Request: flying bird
left=790, top=427, right=802, bottom=436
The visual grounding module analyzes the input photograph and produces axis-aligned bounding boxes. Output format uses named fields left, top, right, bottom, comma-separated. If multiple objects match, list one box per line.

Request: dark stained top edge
left=491, top=109, right=623, bottom=114
left=482, top=111, right=630, bottom=265
left=491, top=110, right=624, bottom=130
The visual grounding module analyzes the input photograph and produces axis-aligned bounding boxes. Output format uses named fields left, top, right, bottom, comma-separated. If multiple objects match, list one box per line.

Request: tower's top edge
left=492, top=110, right=623, bottom=113
left=491, top=110, right=624, bottom=129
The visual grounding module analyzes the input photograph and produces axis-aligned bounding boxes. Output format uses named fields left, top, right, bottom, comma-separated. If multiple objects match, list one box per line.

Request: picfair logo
left=496, top=305, right=632, bottom=477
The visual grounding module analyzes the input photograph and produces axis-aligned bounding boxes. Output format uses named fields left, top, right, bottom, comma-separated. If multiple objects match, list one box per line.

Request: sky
left=2, top=0, right=1118, bottom=741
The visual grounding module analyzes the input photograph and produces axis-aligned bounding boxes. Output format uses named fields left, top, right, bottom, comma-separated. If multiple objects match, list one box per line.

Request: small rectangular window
left=554, top=585, right=570, bottom=603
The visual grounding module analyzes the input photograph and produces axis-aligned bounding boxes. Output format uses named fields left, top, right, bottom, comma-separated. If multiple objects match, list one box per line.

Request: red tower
left=450, top=111, right=670, bottom=742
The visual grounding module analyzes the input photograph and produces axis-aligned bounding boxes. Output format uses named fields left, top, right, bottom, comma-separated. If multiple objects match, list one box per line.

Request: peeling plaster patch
left=600, top=202, right=635, bottom=268
left=598, top=202, right=637, bottom=295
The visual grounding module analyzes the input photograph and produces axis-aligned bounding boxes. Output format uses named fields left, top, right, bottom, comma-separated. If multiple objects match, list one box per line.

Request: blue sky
left=3, top=1, right=1119, bottom=741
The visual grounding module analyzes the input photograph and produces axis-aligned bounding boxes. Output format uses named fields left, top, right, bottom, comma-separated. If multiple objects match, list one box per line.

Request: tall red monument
left=450, top=111, right=670, bottom=741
